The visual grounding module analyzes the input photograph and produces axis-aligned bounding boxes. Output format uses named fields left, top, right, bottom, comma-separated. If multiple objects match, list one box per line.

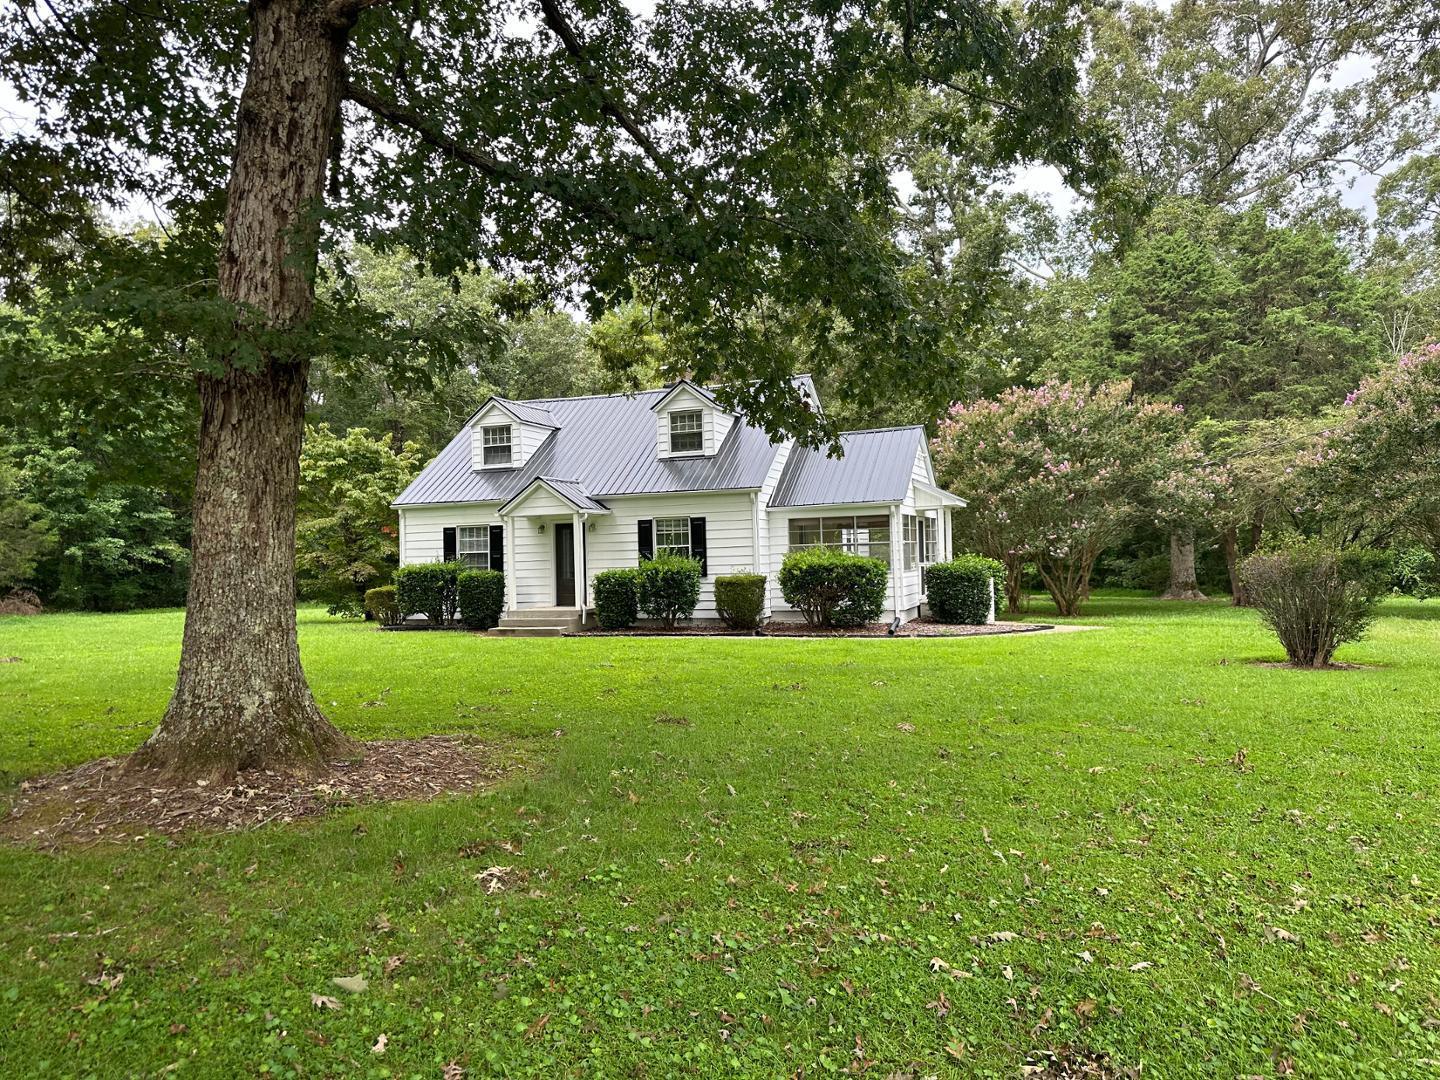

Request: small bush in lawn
left=637, top=554, right=702, bottom=629
left=393, top=561, right=463, bottom=625
left=1239, top=539, right=1389, bottom=667
left=715, top=573, right=766, bottom=631
left=926, top=555, right=1003, bottom=624
left=593, top=567, right=641, bottom=630
left=457, top=569, right=505, bottom=630
left=363, top=585, right=401, bottom=625
left=779, top=547, right=888, bottom=628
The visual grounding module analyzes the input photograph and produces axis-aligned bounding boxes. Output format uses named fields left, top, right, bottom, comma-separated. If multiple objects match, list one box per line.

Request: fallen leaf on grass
left=1129, top=961, right=1152, bottom=972
left=1075, top=998, right=1097, bottom=1018
left=332, top=974, right=368, bottom=994
left=442, top=1066, right=465, bottom=1080
left=383, top=954, right=405, bottom=976
left=371, top=1033, right=388, bottom=1054
left=928, top=957, right=951, bottom=973
left=310, top=994, right=342, bottom=1011
left=524, top=1013, right=551, bottom=1039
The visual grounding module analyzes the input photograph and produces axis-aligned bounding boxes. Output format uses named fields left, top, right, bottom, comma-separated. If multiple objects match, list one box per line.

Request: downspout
left=751, top=491, right=766, bottom=616
left=578, top=511, right=589, bottom=624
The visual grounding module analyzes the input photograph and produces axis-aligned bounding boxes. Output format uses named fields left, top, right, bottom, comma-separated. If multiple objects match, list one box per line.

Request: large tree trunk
left=1162, top=528, right=1207, bottom=601
left=129, top=0, right=357, bottom=779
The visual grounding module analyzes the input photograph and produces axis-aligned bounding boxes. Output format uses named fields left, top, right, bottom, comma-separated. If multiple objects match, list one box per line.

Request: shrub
left=393, top=561, right=463, bottom=625
left=457, top=569, right=505, bottom=630
left=1390, top=546, right=1437, bottom=599
left=926, top=555, right=1003, bottom=624
left=715, top=573, right=766, bottom=631
left=1239, top=539, right=1389, bottom=667
left=637, top=554, right=702, bottom=629
left=779, top=547, right=888, bottom=627
left=363, top=585, right=401, bottom=626
left=593, top=567, right=641, bottom=630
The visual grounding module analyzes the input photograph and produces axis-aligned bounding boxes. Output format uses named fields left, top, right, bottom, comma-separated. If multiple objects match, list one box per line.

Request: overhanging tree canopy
left=1, top=0, right=1102, bottom=777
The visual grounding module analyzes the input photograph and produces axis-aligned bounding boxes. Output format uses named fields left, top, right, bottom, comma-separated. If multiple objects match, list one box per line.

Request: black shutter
left=442, top=526, right=457, bottom=563
left=489, top=524, right=505, bottom=573
left=638, top=519, right=654, bottom=561
left=690, top=516, right=707, bottom=576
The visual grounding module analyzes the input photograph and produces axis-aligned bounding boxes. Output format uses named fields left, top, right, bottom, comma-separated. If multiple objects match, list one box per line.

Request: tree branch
left=342, top=80, right=626, bottom=227
left=533, top=0, right=699, bottom=207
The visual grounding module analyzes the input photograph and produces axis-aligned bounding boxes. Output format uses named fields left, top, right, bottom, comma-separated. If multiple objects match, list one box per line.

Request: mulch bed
left=579, top=618, right=1052, bottom=638
left=2, top=736, right=519, bottom=850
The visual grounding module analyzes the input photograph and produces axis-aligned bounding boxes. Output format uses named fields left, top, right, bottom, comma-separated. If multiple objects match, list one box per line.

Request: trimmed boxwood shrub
left=715, top=573, right=766, bottom=631
left=363, top=585, right=401, bottom=626
left=1239, top=539, right=1389, bottom=667
left=925, top=555, right=1003, bottom=624
left=457, top=568, right=505, bottom=630
left=637, top=554, right=702, bottom=629
left=778, top=548, right=888, bottom=627
left=592, top=567, right=641, bottom=630
left=394, top=561, right=463, bottom=625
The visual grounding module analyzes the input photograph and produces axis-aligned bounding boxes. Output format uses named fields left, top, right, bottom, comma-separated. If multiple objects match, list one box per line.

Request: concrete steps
left=488, top=607, right=583, bottom=637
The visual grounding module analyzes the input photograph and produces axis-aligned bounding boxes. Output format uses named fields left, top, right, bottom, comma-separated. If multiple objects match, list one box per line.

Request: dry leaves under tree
left=2, top=735, right=520, bottom=848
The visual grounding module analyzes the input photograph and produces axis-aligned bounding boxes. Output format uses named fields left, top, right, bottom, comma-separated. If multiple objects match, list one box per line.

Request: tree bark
left=1222, top=524, right=1247, bottom=605
left=1161, top=528, right=1207, bottom=601
left=129, top=0, right=357, bottom=779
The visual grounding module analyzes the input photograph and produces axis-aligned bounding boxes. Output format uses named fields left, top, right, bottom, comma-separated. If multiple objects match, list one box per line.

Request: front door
left=554, top=523, right=576, bottom=606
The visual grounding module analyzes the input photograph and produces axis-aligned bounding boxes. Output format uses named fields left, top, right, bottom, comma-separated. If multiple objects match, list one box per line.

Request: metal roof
left=768, top=426, right=929, bottom=508
left=395, top=378, right=818, bottom=506
left=497, top=476, right=610, bottom=515
left=649, top=378, right=721, bottom=411
left=468, top=396, right=558, bottom=428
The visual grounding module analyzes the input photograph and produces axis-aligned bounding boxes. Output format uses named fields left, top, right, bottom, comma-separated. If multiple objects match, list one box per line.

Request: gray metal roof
left=498, top=476, right=609, bottom=515
left=469, top=396, right=558, bottom=428
left=395, top=378, right=819, bottom=506
left=769, top=426, right=928, bottom=508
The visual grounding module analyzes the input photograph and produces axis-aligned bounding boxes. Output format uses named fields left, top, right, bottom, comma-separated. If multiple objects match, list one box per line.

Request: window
left=482, top=424, right=512, bottom=466
left=921, top=516, right=939, bottom=564
left=668, top=410, right=704, bottom=454
left=903, top=514, right=919, bottom=571
left=654, top=516, right=691, bottom=557
left=787, top=515, right=891, bottom=566
left=458, top=526, right=490, bottom=568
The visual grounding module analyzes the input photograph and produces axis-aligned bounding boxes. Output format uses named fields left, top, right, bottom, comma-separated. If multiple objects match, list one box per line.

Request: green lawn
left=2, top=599, right=1439, bottom=1078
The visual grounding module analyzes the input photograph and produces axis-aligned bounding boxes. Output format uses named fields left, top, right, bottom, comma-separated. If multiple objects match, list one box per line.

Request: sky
left=0, top=11, right=1395, bottom=234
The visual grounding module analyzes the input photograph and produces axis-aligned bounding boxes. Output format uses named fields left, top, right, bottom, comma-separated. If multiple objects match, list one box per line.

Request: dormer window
left=668, top=410, right=703, bottom=454
left=481, top=424, right=513, bottom=466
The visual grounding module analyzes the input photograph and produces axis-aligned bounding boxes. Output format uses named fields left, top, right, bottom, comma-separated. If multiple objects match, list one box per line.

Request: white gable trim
left=498, top=476, right=612, bottom=516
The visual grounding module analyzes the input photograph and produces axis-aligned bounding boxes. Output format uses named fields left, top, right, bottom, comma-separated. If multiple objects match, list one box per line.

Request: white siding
left=469, top=404, right=551, bottom=471
left=654, top=386, right=733, bottom=459
left=398, top=505, right=502, bottom=565
left=755, top=440, right=793, bottom=613
left=586, top=492, right=756, bottom=617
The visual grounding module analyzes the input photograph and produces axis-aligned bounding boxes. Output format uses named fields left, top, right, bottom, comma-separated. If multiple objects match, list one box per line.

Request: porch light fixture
left=536, top=522, right=546, bottom=533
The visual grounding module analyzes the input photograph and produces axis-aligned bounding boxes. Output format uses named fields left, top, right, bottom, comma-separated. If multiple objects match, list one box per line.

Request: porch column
left=500, top=512, right=514, bottom=611
left=572, top=511, right=585, bottom=618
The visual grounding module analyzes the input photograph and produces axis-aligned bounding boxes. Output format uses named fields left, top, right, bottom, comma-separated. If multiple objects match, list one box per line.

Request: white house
left=392, top=377, right=966, bottom=631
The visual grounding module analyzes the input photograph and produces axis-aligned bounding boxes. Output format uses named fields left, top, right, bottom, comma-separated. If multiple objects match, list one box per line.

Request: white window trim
left=903, top=514, right=919, bottom=571
left=786, top=514, right=892, bottom=566
left=654, top=516, right=692, bottom=558
left=667, top=409, right=705, bottom=455
left=481, top=424, right=513, bottom=468
left=458, top=526, right=490, bottom=568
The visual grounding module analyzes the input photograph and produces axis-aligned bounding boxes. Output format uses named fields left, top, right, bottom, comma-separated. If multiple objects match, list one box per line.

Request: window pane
left=853, top=515, right=890, bottom=563
left=669, top=410, right=703, bottom=453
left=655, top=516, right=690, bottom=556
left=482, top=425, right=512, bottom=465
left=788, top=518, right=821, bottom=548
left=820, top=518, right=845, bottom=546
left=458, top=526, right=489, bottom=568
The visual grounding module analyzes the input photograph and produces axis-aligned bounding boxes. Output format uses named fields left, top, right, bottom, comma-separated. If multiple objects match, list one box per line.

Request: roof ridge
left=512, top=373, right=818, bottom=407
left=838, top=424, right=927, bottom=436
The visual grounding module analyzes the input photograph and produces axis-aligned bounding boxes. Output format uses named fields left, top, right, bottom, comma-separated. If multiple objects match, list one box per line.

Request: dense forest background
left=3, top=0, right=1438, bottom=612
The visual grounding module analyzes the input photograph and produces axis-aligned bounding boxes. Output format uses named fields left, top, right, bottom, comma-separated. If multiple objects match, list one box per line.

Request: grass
left=2, top=597, right=1439, bottom=1078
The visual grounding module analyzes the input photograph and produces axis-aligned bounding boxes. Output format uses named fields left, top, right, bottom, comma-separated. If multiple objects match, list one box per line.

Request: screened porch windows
left=787, top=514, right=891, bottom=565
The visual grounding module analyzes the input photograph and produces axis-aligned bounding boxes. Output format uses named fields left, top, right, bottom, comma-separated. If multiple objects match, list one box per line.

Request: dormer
left=651, top=379, right=734, bottom=459
left=469, top=397, right=557, bottom=472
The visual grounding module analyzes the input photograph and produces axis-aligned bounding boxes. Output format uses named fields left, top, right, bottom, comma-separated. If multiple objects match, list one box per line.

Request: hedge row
left=391, top=562, right=505, bottom=629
